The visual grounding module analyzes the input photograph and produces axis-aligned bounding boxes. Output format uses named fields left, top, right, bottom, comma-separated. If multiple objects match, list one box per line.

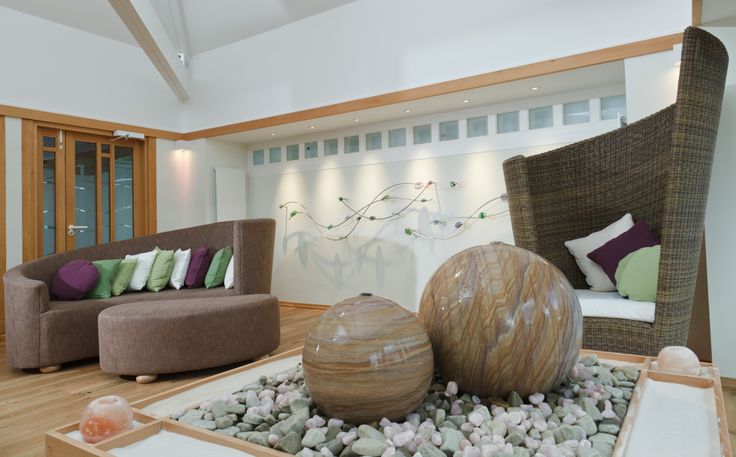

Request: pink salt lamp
left=79, top=395, right=133, bottom=443
left=656, top=346, right=700, bottom=375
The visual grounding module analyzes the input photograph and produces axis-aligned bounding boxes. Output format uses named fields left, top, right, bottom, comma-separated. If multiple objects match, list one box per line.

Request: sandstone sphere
left=79, top=395, right=133, bottom=444
left=303, top=293, right=434, bottom=422
left=656, top=346, right=700, bottom=375
left=418, top=243, right=582, bottom=398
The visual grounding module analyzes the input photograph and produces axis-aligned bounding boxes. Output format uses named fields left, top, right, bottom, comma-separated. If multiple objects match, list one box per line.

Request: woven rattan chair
left=502, top=27, right=728, bottom=356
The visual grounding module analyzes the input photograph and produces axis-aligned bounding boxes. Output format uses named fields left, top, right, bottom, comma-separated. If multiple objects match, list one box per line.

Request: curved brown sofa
left=4, top=219, right=277, bottom=372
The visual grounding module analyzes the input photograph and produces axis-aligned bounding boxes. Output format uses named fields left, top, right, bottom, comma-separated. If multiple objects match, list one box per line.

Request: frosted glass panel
left=252, top=150, right=264, bottom=166
left=601, top=95, right=627, bottom=120
left=74, top=141, right=96, bottom=248
left=564, top=100, right=590, bottom=125
left=439, top=120, right=459, bottom=141
left=345, top=135, right=359, bottom=153
left=114, top=147, right=134, bottom=241
left=413, top=124, right=431, bottom=144
left=286, top=144, right=299, bottom=161
left=529, top=106, right=553, bottom=129
left=324, top=138, right=338, bottom=156
left=305, top=141, right=318, bottom=159
left=467, top=116, right=488, bottom=137
left=269, top=147, right=281, bottom=163
left=101, top=157, right=111, bottom=244
left=42, top=152, right=55, bottom=256
left=497, top=112, right=519, bottom=133
left=389, top=128, right=406, bottom=148
left=366, top=132, right=382, bottom=150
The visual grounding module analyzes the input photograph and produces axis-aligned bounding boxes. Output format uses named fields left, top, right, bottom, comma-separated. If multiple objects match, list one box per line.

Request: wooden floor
left=0, top=305, right=735, bottom=456
left=0, top=306, right=323, bottom=457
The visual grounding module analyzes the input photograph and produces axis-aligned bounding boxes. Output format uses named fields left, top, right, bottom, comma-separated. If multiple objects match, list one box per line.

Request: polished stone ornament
left=419, top=242, right=582, bottom=397
left=656, top=346, right=700, bottom=375
left=303, top=293, right=434, bottom=422
left=79, top=395, right=133, bottom=443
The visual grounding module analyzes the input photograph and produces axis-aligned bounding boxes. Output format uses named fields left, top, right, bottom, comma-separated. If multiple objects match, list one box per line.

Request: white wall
left=156, top=138, right=248, bottom=232
left=703, top=26, right=736, bottom=378
left=0, top=6, right=181, bottom=132
left=4, top=117, right=22, bottom=270
left=246, top=88, right=623, bottom=309
left=624, top=50, right=681, bottom=122
left=182, top=0, right=689, bottom=131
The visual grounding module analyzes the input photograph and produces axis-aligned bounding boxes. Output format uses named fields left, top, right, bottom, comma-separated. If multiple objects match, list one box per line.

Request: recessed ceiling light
left=531, top=86, right=540, bottom=91
left=462, top=99, right=470, bottom=103
left=270, top=132, right=276, bottom=136
left=308, top=125, right=315, bottom=129
left=404, top=109, right=411, bottom=113
left=353, top=118, right=360, bottom=122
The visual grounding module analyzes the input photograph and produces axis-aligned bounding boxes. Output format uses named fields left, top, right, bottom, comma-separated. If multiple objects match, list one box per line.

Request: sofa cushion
left=146, top=248, right=175, bottom=292
left=111, top=259, right=138, bottom=296
left=205, top=246, right=233, bottom=288
left=186, top=246, right=212, bottom=288
left=587, top=220, right=660, bottom=284
left=168, top=248, right=191, bottom=290
left=52, top=260, right=100, bottom=300
left=575, top=289, right=655, bottom=324
left=224, top=256, right=235, bottom=289
left=87, top=259, right=122, bottom=299
left=125, top=250, right=159, bottom=291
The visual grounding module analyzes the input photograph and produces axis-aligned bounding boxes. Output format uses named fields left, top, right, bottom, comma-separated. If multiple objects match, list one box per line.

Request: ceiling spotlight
left=270, top=132, right=276, bottom=136
left=309, top=125, right=315, bottom=129
left=531, top=86, right=540, bottom=91
left=462, top=99, right=470, bottom=103
left=353, top=118, right=360, bottom=122
left=404, top=109, right=411, bottom=113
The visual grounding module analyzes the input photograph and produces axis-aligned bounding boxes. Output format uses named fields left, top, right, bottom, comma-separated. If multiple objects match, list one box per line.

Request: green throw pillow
left=204, top=246, right=233, bottom=288
left=112, top=259, right=138, bottom=296
left=615, top=245, right=661, bottom=302
left=146, top=248, right=175, bottom=292
left=87, top=259, right=122, bottom=299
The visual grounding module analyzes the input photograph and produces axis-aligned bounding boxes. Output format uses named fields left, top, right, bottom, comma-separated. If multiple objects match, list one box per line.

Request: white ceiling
left=214, top=61, right=626, bottom=145
left=0, top=0, right=356, bottom=55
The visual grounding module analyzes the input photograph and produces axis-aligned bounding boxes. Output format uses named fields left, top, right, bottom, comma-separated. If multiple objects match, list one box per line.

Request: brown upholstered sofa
left=4, top=219, right=277, bottom=373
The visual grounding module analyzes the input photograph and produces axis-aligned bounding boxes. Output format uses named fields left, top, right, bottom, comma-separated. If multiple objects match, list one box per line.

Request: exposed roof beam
left=108, top=0, right=189, bottom=101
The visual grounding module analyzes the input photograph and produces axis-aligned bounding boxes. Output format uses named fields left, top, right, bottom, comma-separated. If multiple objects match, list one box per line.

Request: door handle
left=67, top=224, right=89, bottom=236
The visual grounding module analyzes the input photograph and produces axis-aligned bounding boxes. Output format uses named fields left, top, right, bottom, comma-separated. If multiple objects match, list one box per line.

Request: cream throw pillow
left=168, top=248, right=192, bottom=290
left=564, top=213, right=634, bottom=291
left=224, top=256, right=235, bottom=289
left=124, top=250, right=159, bottom=291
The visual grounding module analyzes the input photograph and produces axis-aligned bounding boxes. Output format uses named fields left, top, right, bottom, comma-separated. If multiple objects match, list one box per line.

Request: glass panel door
left=114, top=146, right=134, bottom=241
left=71, top=140, right=97, bottom=249
left=38, top=128, right=65, bottom=256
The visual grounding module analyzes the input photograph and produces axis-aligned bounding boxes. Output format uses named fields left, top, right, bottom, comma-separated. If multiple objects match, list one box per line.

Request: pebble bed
left=173, top=354, right=637, bottom=457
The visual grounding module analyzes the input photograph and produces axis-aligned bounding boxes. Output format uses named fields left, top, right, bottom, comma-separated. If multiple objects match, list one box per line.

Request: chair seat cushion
left=575, top=289, right=655, bottom=324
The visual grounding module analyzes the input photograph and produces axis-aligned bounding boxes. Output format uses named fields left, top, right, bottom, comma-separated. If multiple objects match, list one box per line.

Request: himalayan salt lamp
left=419, top=242, right=582, bottom=398
left=303, top=293, right=434, bottom=422
left=79, top=395, right=133, bottom=443
left=656, top=346, right=700, bottom=375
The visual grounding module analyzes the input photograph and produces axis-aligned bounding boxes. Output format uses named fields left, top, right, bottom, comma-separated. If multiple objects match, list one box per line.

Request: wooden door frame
left=21, top=122, right=156, bottom=260
left=0, top=115, right=6, bottom=337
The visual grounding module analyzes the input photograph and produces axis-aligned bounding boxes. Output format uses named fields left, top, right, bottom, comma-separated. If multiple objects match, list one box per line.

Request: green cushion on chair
left=615, top=245, right=660, bottom=302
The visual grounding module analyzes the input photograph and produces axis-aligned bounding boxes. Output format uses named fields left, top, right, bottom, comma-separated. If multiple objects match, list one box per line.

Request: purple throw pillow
left=51, top=259, right=100, bottom=300
left=185, top=246, right=212, bottom=288
left=588, top=219, right=660, bottom=284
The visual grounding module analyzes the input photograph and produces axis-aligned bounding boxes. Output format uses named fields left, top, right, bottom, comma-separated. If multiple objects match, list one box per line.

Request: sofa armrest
left=233, top=219, right=276, bottom=295
left=3, top=269, right=50, bottom=369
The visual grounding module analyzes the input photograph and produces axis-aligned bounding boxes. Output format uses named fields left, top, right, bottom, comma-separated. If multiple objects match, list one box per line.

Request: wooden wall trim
left=692, top=0, right=703, bottom=26
left=0, top=104, right=182, bottom=141
left=145, top=137, right=157, bottom=234
left=0, top=116, right=5, bottom=336
left=21, top=120, right=39, bottom=262
left=183, top=33, right=684, bottom=140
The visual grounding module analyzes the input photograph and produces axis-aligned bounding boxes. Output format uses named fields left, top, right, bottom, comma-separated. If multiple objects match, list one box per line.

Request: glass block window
left=467, top=116, right=488, bottom=137
left=497, top=111, right=519, bottom=133
left=269, top=147, right=281, bottom=163
left=413, top=124, right=431, bottom=144
left=252, top=149, right=264, bottom=166
left=345, top=135, right=359, bottom=153
left=439, top=120, right=459, bottom=141
left=601, top=95, right=627, bottom=120
left=366, top=132, right=382, bottom=151
left=286, top=144, right=299, bottom=161
left=304, top=141, right=318, bottom=159
left=389, top=128, right=406, bottom=148
left=529, top=106, right=553, bottom=129
left=563, top=101, right=590, bottom=125
left=324, top=138, right=338, bottom=156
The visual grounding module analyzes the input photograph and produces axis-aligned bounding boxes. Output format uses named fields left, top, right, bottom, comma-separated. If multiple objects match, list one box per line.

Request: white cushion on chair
left=575, top=289, right=655, bottom=324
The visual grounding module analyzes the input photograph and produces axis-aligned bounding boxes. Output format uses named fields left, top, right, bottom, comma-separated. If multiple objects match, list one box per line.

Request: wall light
left=353, top=118, right=360, bottom=122
left=531, top=86, right=540, bottom=91
left=462, top=99, right=470, bottom=104
left=270, top=132, right=277, bottom=136
left=309, top=125, right=315, bottom=129
left=404, top=109, right=411, bottom=113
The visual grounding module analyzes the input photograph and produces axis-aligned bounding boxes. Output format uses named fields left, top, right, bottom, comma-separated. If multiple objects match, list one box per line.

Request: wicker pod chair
left=502, top=27, right=729, bottom=356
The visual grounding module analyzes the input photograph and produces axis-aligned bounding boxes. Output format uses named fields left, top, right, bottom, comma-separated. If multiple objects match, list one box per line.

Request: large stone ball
left=303, top=293, right=434, bottom=423
left=418, top=243, right=582, bottom=398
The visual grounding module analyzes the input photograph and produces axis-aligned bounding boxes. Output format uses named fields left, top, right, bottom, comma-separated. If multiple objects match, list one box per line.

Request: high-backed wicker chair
left=502, top=27, right=728, bottom=356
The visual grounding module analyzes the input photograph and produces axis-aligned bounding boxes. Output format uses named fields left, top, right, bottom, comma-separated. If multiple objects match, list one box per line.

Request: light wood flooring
left=0, top=305, right=323, bottom=457
left=1, top=305, right=735, bottom=456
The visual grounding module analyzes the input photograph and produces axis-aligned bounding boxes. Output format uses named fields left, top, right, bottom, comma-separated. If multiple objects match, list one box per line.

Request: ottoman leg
left=39, top=365, right=61, bottom=373
left=135, top=375, right=158, bottom=384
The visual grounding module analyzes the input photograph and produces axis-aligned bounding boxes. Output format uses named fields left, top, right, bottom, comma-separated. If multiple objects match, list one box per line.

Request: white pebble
left=445, top=381, right=459, bottom=396
left=303, top=450, right=314, bottom=457
left=424, top=404, right=436, bottom=411
left=328, top=418, right=344, bottom=428
left=460, top=423, right=474, bottom=433
left=451, top=404, right=463, bottom=415
left=380, top=418, right=393, bottom=428
left=342, top=431, right=357, bottom=445
left=524, top=437, right=540, bottom=450
left=538, top=402, right=553, bottom=418
left=570, top=405, right=585, bottom=418
left=259, top=389, right=275, bottom=400
left=469, top=432, right=481, bottom=444
left=472, top=395, right=481, bottom=404
left=506, top=411, right=523, bottom=426
left=561, top=440, right=579, bottom=448
left=275, top=373, right=289, bottom=383
left=529, top=393, right=545, bottom=405
left=384, top=427, right=394, bottom=439
left=381, top=447, right=395, bottom=457
left=431, top=432, right=443, bottom=446
left=268, top=434, right=279, bottom=446
left=533, top=420, right=548, bottom=432
left=467, top=412, right=484, bottom=426
left=392, top=431, right=415, bottom=447
left=579, top=439, right=592, bottom=448
left=463, top=446, right=481, bottom=457
left=414, top=435, right=424, bottom=445
left=313, top=415, right=326, bottom=427
left=321, top=449, right=333, bottom=457
left=602, top=409, right=617, bottom=419
left=562, top=413, right=577, bottom=425
left=459, top=439, right=472, bottom=450
left=404, top=440, right=417, bottom=453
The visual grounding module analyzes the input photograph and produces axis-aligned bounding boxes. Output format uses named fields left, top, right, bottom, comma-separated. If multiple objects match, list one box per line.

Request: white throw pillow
left=224, top=256, right=235, bottom=289
left=168, top=248, right=192, bottom=290
left=125, top=250, right=159, bottom=291
left=564, top=213, right=634, bottom=292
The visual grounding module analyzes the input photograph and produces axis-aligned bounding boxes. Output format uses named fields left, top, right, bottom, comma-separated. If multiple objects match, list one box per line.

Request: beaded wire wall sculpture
left=279, top=180, right=507, bottom=241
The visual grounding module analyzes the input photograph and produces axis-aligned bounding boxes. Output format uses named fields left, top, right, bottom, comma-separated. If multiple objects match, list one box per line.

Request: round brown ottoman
left=98, top=294, right=280, bottom=383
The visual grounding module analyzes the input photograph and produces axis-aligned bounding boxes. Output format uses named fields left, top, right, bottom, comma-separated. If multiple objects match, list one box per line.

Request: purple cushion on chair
left=587, top=219, right=660, bottom=285
left=51, top=259, right=100, bottom=300
left=185, top=246, right=213, bottom=288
